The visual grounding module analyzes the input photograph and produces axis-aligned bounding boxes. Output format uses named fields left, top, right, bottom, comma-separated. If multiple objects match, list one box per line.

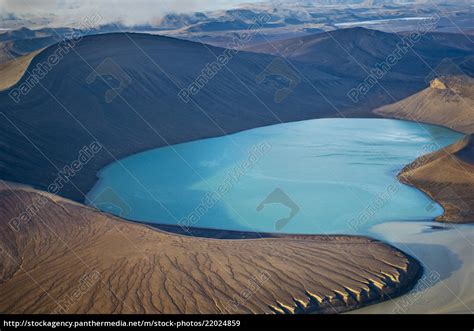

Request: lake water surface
left=86, top=119, right=464, bottom=235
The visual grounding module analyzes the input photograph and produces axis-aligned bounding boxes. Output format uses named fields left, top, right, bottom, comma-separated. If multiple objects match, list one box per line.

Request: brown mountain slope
left=375, top=75, right=474, bottom=134
left=399, top=135, right=474, bottom=223
left=375, top=73, right=474, bottom=223
left=0, top=36, right=58, bottom=64
left=0, top=182, right=421, bottom=314
left=0, top=49, right=42, bottom=91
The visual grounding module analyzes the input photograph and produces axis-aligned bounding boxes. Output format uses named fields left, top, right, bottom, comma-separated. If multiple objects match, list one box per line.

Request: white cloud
left=0, top=0, right=256, bottom=26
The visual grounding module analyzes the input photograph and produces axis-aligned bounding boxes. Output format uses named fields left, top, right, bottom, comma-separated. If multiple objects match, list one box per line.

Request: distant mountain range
left=247, top=28, right=474, bottom=79
left=0, top=0, right=472, bottom=61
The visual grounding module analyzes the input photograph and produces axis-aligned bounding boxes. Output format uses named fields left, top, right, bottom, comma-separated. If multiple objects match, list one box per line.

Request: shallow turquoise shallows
left=86, top=119, right=464, bottom=235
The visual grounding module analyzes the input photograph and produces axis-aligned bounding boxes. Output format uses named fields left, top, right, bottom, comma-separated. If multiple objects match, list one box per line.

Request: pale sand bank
left=352, top=221, right=473, bottom=314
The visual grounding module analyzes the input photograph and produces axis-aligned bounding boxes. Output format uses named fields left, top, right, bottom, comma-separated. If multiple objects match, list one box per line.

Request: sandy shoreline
left=0, top=122, right=464, bottom=314
left=352, top=221, right=473, bottom=314
left=397, top=135, right=474, bottom=224
left=0, top=35, right=472, bottom=314
left=0, top=182, right=422, bottom=313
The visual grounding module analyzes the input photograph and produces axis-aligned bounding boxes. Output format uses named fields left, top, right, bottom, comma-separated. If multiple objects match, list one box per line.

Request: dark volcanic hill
left=0, top=29, right=472, bottom=202
left=246, top=28, right=474, bottom=80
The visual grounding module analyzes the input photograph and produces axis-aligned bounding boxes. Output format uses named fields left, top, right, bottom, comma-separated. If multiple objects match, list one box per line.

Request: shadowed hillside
left=0, top=27, right=86, bottom=64
left=246, top=28, right=474, bottom=80
left=0, top=30, right=441, bottom=202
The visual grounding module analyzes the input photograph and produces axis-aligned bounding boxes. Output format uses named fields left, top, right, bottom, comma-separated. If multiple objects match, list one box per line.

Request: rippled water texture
left=86, top=119, right=464, bottom=235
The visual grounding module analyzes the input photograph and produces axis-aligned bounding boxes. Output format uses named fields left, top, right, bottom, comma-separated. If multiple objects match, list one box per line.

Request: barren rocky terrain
left=376, top=75, right=474, bottom=223
left=0, top=182, right=421, bottom=314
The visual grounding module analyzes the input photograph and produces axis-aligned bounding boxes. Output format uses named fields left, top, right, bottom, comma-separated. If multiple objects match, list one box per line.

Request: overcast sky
left=0, top=0, right=262, bottom=26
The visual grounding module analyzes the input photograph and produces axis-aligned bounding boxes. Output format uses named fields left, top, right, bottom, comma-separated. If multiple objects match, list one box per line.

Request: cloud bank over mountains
left=0, top=0, right=253, bottom=26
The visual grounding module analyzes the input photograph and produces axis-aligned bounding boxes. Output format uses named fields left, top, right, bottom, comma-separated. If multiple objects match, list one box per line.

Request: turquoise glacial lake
left=86, top=119, right=464, bottom=235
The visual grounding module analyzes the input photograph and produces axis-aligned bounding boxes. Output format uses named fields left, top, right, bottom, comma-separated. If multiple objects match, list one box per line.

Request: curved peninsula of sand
left=0, top=32, right=470, bottom=315
left=0, top=181, right=421, bottom=314
left=376, top=75, right=474, bottom=224
left=398, top=135, right=474, bottom=223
